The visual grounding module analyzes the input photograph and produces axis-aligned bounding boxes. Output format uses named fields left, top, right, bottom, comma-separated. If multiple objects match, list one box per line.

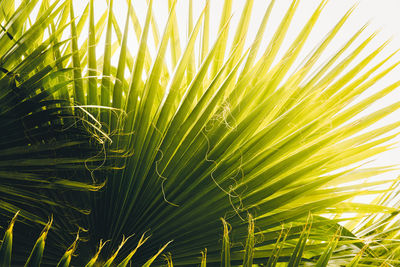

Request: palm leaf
left=2, top=0, right=400, bottom=266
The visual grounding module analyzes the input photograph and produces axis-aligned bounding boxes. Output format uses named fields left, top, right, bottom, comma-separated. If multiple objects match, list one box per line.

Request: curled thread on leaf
left=155, top=149, right=179, bottom=207
left=202, top=129, right=245, bottom=221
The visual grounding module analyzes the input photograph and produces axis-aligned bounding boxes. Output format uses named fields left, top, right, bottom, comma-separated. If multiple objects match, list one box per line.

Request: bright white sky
left=69, top=0, right=400, bottom=203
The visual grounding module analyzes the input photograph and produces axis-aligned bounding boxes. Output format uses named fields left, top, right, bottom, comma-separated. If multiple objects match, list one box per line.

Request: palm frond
left=2, top=0, right=400, bottom=266
left=59, top=0, right=400, bottom=265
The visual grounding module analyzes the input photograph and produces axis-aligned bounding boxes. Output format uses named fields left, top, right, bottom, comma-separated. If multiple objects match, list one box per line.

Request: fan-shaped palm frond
left=1, top=0, right=400, bottom=266
left=61, top=0, right=400, bottom=265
